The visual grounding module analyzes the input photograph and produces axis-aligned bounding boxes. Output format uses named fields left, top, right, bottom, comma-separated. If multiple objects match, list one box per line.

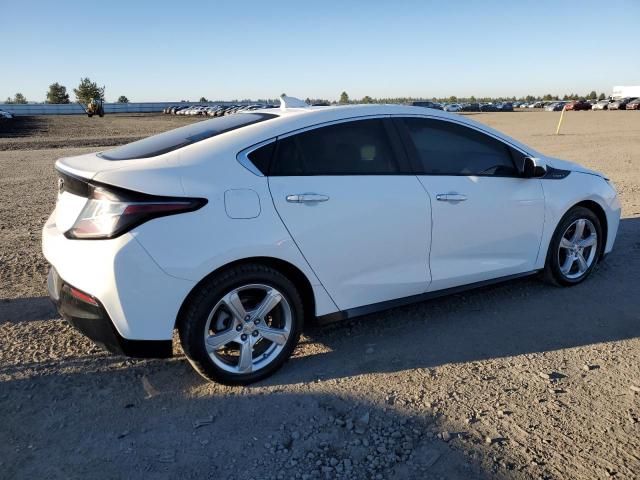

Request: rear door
left=267, top=118, right=432, bottom=311
left=395, top=116, right=545, bottom=291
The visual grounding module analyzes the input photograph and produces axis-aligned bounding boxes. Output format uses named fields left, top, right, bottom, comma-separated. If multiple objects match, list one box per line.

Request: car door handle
left=436, top=193, right=467, bottom=202
left=286, top=193, right=330, bottom=203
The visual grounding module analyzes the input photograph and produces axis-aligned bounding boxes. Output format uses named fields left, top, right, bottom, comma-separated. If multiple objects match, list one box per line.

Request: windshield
left=99, top=113, right=276, bottom=160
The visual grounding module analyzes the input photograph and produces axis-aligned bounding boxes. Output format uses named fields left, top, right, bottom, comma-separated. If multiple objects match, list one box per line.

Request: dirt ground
left=1, top=111, right=639, bottom=480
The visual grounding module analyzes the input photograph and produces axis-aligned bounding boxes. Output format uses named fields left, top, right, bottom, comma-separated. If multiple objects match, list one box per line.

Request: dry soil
left=0, top=111, right=639, bottom=480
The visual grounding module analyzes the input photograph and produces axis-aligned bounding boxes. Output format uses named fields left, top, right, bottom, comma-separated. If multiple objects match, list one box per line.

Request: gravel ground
left=1, top=112, right=639, bottom=479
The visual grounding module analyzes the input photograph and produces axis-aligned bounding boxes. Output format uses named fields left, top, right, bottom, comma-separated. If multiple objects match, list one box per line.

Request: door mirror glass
left=522, top=157, right=547, bottom=178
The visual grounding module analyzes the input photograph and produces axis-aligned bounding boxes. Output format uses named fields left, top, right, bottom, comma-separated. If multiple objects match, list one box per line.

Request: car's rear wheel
left=178, top=264, right=303, bottom=384
left=544, top=206, right=602, bottom=286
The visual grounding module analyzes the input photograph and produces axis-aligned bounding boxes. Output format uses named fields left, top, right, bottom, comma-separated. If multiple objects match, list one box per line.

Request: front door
left=268, top=118, right=432, bottom=310
left=396, top=116, right=545, bottom=291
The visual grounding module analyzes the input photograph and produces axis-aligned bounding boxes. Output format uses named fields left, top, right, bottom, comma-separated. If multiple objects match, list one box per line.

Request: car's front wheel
left=544, top=206, right=602, bottom=286
left=178, top=264, right=304, bottom=384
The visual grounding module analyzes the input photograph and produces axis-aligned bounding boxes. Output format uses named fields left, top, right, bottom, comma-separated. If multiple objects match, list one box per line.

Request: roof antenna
left=280, top=95, right=308, bottom=110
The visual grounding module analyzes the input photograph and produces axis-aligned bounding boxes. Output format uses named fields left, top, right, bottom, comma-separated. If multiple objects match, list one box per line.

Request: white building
left=612, top=86, right=640, bottom=99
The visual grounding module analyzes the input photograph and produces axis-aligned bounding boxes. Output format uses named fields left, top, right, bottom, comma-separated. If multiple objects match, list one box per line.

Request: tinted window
left=100, top=113, right=275, bottom=160
left=403, top=118, right=519, bottom=176
left=271, top=119, right=399, bottom=175
left=246, top=141, right=275, bottom=175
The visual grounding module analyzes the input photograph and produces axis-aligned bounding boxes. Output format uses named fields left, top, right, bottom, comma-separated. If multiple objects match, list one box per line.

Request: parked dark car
left=565, top=100, right=592, bottom=111
left=410, top=101, right=443, bottom=110
left=479, top=103, right=498, bottom=112
left=495, top=102, right=513, bottom=112
left=627, top=99, right=640, bottom=110
left=608, top=97, right=636, bottom=110
left=461, top=103, right=480, bottom=112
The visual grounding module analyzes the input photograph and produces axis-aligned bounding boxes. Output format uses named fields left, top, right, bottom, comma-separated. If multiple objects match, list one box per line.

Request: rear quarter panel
left=129, top=139, right=338, bottom=317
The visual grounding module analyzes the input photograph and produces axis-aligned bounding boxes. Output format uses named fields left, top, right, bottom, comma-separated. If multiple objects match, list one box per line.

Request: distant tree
left=117, top=95, right=129, bottom=103
left=339, top=91, right=350, bottom=104
left=543, top=93, right=553, bottom=101
left=361, top=95, right=373, bottom=104
left=46, top=83, right=70, bottom=104
left=8, top=93, right=28, bottom=104
left=598, top=92, right=606, bottom=100
left=448, top=95, right=457, bottom=103
left=469, top=96, right=476, bottom=102
left=588, top=90, right=598, bottom=100
left=199, top=96, right=208, bottom=103
left=73, top=78, right=104, bottom=104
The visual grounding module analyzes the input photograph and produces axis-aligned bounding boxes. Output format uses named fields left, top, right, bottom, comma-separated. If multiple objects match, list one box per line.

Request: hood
left=544, top=156, right=605, bottom=178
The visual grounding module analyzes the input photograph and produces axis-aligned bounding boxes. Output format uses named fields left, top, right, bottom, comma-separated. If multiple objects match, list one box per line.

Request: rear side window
left=246, top=141, right=275, bottom=175
left=402, top=118, right=519, bottom=176
left=271, top=119, right=399, bottom=175
left=99, top=113, right=275, bottom=160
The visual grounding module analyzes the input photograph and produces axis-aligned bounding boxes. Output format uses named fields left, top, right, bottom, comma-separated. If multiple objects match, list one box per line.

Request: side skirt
left=315, top=270, right=539, bottom=325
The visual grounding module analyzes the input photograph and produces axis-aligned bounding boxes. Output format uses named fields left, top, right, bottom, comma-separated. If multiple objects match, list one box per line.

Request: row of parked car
left=519, top=98, right=640, bottom=111
left=163, top=104, right=276, bottom=117
left=412, top=98, right=640, bottom=113
left=410, top=101, right=515, bottom=112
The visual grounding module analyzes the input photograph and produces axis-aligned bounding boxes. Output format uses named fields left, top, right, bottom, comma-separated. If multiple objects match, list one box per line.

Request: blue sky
left=3, top=0, right=638, bottom=102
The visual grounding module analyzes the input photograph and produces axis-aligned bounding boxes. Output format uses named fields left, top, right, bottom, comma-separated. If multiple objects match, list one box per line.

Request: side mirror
left=522, top=156, right=547, bottom=178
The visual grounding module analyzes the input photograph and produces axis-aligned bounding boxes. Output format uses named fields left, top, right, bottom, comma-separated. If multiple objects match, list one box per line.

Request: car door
left=395, top=116, right=545, bottom=291
left=267, top=117, right=432, bottom=311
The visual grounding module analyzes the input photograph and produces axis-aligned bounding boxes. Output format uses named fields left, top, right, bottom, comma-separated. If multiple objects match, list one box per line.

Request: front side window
left=271, top=119, right=399, bottom=175
left=401, top=117, right=520, bottom=176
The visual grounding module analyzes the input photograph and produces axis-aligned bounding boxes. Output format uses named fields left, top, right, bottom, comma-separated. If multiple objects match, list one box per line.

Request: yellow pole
left=556, top=105, right=567, bottom=135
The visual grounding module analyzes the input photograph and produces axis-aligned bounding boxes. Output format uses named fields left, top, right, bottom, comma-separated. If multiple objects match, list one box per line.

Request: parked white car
left=444, top=103, right=462, bottom=112
left=43, top=97, right=621, bottom=384
left=592, top=100, right=610, bottom=110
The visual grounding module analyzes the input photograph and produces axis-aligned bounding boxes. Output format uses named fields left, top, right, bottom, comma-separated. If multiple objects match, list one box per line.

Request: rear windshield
left=99, top=113, right=276, bottom=160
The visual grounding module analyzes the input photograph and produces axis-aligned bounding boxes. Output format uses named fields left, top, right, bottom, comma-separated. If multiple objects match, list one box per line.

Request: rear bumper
left=42, top=211, right=195, bottom=341
left=48, top=268, right=172, bottom=358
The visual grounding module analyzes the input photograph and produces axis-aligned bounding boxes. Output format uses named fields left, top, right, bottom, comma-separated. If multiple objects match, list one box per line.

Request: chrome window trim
left=236, top=113, right=533, bottom=177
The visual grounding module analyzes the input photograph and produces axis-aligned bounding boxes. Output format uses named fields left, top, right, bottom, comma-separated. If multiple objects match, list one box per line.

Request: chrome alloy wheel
left=558, top=218, right=598, bottom=279
left=203, top=284, right=292, bottom=374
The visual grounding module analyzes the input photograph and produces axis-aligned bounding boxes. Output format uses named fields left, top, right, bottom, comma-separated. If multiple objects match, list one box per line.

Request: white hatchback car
left=43, top=98, right=621, bottom=384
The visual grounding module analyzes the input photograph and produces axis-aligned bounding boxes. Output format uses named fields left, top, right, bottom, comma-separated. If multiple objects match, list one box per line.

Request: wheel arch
left=175, top=256, right=316, bottom=330
left=572, top=199, right=608, bottom=259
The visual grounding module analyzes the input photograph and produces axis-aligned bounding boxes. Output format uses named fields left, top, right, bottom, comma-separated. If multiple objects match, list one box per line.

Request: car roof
left=212, top=104, right=539, bottom=157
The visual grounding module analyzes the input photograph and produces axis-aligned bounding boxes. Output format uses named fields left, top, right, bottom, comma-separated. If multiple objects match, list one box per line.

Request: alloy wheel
left=203, top=284, right=292, bottom=374
left=557, top=218, right=598, bottom=279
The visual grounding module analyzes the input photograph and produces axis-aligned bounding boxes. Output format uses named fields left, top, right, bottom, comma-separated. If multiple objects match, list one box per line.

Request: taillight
left=64, top=182, right=207, bottom=240
left=69, top=286, right=99, bottom=306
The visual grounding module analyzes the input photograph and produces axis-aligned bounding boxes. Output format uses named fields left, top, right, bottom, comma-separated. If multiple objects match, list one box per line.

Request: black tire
left=543, top=206, right=602, bottom=286
left=87, top=113, right=93, bottom=118
left=178, top=264, right=304, bottom=385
